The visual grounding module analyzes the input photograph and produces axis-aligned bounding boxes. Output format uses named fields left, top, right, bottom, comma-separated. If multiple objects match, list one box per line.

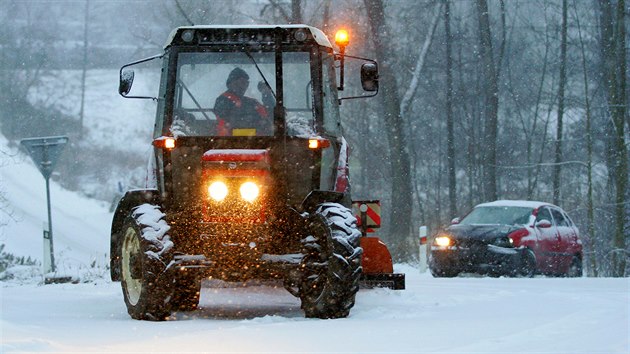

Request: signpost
left=20, top=136, right=69, bottom=274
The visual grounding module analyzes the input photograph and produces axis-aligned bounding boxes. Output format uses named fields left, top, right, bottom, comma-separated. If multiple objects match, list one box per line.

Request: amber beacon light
left=335, top=29, right=349, bottom=47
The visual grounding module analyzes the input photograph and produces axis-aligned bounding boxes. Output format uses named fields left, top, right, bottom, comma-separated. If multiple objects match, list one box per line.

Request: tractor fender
left=360, top=236, right=394, bottom=274
left=300, top=190, right=352, bottom=213
left=110, top=189, right=160, bottom=281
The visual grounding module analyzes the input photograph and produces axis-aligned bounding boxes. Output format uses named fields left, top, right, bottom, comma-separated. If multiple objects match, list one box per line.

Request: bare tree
left=599, top=0, right=628, bottom=277
left=552, top=0, right=568, bottom=205
left=262, top=0, right=303, bottom=23
left=364, top=0, right=413, bottom=260
left=475, top=0, right=499, bottom=202
left=79, top=0, right=90, bottom=139
left=574, top=0, right=598, bottom=276
left=444, top=0, right=456, bottom=217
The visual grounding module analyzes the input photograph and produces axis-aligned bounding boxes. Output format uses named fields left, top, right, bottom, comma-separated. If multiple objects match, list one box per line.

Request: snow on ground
left=1, top=131, right=628, bottom=353
left=1, top=268, right=628, bottom=353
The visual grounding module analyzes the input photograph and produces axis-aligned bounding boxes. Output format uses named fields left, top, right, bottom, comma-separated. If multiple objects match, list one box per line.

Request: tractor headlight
left=239, top=182, right=260, bottom=202
left=208, top=181, right=228, bottom=201
left=434, top=236, right=452, bottom=247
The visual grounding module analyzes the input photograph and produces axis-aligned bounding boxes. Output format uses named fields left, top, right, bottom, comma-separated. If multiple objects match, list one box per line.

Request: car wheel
left=429, top=263, right=459, bottom=278
left=518, top=249, right=537, bottom=278
left=566, top=255, right=583, bottom=277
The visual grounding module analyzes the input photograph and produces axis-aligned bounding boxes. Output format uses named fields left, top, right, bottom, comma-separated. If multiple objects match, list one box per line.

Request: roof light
left=294, top=29, right=308, bottom=42
left=335, top=29, right=349, bottom=47
left=181, top=30, right=195, bottom=43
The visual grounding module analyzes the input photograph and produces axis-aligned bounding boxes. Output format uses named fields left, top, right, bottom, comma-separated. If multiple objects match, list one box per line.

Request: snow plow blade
left=360, top=273, right=405, bottom=290
left=359, top=236, right=405, bottom=290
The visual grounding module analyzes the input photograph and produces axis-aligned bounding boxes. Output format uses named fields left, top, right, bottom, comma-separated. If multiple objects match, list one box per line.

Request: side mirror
left=535, top=219, right=552, bottom=228
left=361, top=63, right=379, bottom=92
left=119, top=69, right=135, bottom=97
left=451, top=217, right=460, bottom=225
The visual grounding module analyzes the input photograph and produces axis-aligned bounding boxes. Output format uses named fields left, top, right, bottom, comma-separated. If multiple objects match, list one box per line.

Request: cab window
left=321, top=51, right=341, bottom=137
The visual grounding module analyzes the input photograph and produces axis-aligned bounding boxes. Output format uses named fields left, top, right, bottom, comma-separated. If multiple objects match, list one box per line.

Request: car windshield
left=460, top=206, right=533, bottom=226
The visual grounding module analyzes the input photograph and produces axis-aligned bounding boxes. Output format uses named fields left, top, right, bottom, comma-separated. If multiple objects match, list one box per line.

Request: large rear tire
left=299, top=203, right=363, bottom=319
left=120, top=204, right=174, bottom=321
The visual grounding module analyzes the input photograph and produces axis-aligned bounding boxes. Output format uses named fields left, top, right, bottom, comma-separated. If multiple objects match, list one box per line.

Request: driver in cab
left=214, top=68, right=274, bottom=136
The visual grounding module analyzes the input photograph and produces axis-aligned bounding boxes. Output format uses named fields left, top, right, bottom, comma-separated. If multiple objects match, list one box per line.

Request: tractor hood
left=445, top=224, right=519, bottom=242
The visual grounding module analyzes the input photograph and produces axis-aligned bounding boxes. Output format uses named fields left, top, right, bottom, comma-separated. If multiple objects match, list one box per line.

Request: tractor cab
left=119, top=25, right=377, bottom=213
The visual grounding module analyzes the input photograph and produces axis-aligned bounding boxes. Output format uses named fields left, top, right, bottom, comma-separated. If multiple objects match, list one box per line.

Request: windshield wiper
left=244, top=50, right=276, bottom=101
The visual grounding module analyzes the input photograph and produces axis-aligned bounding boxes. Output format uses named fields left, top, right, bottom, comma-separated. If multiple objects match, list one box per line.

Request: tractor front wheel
left=299, top=203, right=363, bottom=319
left=120, top=204, right=174, bottom=321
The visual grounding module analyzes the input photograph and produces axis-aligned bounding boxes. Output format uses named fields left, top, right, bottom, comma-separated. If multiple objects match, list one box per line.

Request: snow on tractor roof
left=165, top=24, right=333, bottom=49
left=475, top=200, right=554, bottom=209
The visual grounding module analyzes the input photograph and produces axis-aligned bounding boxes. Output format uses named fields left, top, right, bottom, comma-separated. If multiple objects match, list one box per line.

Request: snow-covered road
left=2, top=268, right=628, bottom=353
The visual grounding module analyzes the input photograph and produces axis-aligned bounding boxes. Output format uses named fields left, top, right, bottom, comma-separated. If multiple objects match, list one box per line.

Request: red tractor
left=110, top=25, right=403, bottom=321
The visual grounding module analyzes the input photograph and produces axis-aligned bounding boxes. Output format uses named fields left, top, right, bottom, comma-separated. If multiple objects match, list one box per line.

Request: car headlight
left=208, top=181, right=228, bottom=201
left=493, top=237, right=513, bottom=248
left=434, top=236, right=452, bottom=247
left=239, top=181, right=259, bottom=202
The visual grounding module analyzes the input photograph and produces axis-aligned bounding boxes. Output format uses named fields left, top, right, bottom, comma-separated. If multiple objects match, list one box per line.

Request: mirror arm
left=119, top=53, right=164, bottom=100
left=336, top=55, right=379, bottom=105
left=338, top=89, right=378, bottom=105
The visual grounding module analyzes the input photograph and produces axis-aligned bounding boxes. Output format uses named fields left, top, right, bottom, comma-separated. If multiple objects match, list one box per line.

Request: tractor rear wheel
left=299, top=203, right=363, bottom=319
left=120, top=204, right=175, bottom=321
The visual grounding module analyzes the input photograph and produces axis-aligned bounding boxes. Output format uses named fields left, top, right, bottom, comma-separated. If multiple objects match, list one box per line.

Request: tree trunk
left=574, top=0, right=598, bottom=277
left=599, top=0, right=628, bottom=277
left=291, top=0, right=302, bottom=24
left=553, top=0, right=568, bottom=205
left=445, top=0, right=457, bottom=218
left=476, top=0, right=498, bottom=202
left=79, top=0, right=90, bottom=139
left=364, top=0, right=413, bottom=260
left=611, top=0, right=627, bottom=277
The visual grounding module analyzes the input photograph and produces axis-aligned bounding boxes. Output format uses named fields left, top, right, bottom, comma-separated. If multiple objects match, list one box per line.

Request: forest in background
left=0, top=0, right=627, bottom=276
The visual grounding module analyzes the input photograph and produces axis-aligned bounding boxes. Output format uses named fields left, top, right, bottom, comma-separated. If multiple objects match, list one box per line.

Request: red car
left=429, top=200, right=583, bottom=277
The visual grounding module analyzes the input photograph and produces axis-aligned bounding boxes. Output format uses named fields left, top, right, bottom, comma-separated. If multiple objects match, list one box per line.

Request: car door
left=534, top=206, right=561, bottom=273
left=551, top=208, right=576, bottom=272
left=562, top=210, right=582, bottom=254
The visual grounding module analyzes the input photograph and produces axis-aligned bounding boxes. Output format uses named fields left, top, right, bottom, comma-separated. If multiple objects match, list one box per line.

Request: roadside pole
left=419, top=226, right=428, bottom=272
left=20, top=136, right=69, bottom=279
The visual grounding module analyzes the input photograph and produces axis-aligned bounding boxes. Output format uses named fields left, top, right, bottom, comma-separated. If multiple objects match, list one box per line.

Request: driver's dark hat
left=227, top=68, right=249, bottom=85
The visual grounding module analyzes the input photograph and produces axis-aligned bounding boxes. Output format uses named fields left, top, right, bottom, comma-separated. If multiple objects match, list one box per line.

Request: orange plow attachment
left=354, top=201, right=405, bottom=290
left=360, top=237, right=405, bottom=289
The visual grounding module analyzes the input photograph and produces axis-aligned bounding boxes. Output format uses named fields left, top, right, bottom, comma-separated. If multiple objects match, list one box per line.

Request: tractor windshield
left=171, top=51, right=315, bottom=138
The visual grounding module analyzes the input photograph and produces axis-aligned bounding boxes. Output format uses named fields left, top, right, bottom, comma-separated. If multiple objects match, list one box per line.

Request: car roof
left=475, top=200, right=556, bottom=209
